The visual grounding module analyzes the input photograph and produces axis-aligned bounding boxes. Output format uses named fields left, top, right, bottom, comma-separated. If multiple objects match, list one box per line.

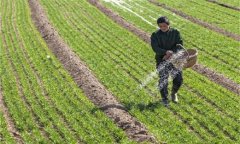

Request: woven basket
left=183, top=49, right=198, bottom=68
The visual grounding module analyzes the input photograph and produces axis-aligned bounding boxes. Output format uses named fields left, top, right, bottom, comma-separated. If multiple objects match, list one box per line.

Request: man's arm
left=151, top=32, right=167, bottom=55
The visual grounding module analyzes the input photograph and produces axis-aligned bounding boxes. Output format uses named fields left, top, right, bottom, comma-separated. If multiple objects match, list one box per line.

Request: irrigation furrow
left=88, top=0, right=240, bottom=95
left=29, top=0, right=156, bottom=142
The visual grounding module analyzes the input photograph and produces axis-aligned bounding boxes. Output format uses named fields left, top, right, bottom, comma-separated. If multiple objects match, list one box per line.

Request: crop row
left=0, top=111, right=15, bottom=143
left=100, top=0, right=240, bottom=84
left=212, top=0, right=240, bottom=8
left=39, top=0, right=240, bottom=143
left=0, top=0, right=131, bottom=143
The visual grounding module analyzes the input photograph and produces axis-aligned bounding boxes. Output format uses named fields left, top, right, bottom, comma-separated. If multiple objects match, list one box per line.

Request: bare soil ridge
left=148, top=0, right=240, bottom=41
left=207, top=0, right=240, bottom=11
left=28, top=0, right=156, bottom=143
left=88, top=0, right=240, bottom=95
left=0, top=86, right=23, bottom=143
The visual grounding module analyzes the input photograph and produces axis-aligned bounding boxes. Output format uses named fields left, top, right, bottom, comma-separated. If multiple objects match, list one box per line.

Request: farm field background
left=0, top=0, right=239, bottom=143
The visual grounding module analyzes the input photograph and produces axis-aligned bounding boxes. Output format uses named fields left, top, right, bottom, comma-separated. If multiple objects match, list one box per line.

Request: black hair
left=157, top=16, right=170, bottom=25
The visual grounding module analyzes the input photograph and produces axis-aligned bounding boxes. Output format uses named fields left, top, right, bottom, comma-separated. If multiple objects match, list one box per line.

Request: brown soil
left=192, top=64, right=240, bottom=95
left=87, top=0, right=240, bottom=95
left=28, top=0, right=156, bottom=143
left=207, top=0, right=240, bottom=11
left=0, top=86, right=23, bottom=143
left=148, top=0, right=240, bottom=41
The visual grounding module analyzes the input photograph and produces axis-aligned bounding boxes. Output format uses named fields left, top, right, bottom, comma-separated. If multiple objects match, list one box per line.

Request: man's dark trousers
left=157, top=61, right=183, bottom=100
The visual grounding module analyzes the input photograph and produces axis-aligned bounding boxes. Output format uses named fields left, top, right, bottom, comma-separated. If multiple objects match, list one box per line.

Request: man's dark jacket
left=151, top=28, right=183, bottom=65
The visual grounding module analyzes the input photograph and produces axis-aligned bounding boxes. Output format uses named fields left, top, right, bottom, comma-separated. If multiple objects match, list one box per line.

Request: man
left=150, top=16, right=183, bottom=107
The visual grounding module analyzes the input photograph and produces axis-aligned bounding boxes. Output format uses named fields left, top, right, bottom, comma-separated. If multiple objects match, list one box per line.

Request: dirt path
left=87, top=0, right=240, bottom=95
left=148, top=0, right=240, bottom=41
left=207, top=0, right=240, bottom=11
left=28, top=0, right=156, bottom=143
left=0, top=86, right=23, bottom=144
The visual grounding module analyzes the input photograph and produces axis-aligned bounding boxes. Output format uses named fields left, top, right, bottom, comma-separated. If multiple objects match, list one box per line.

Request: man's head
left=157, top=16, right=170, bottom=32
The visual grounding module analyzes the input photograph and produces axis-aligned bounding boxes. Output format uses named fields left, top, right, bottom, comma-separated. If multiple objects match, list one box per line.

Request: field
left=0, top=0, right=239, bottom=143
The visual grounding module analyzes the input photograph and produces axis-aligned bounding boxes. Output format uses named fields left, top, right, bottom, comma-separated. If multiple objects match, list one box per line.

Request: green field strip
left=153, top=0, right=240, bottom=35
left=39, top=0, right=240, bottom=143
left=1, top=1, right=48, bottom=142
left=0, top=112, right=15, bottom=143
left=216, top=0, right=240, bottom=7
left=7, top=1, right=77, bottom=142
left=1, top=0, right=132, bottom=143
left=100, top=0, right=240, bottom=84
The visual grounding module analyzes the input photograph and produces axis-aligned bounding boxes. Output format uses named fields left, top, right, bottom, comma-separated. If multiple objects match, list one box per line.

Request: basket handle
left=176, top=44, right=189, bottom=59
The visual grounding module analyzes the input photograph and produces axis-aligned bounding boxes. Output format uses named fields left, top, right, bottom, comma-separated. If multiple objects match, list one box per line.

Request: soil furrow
left=192, top=64, right=240, bottom=95
left=207, top=0, right=240, bottom=11
left=148, top=0, right=240, bottom=41
left=28, top=0, right=156, bottom=143
left=88, top=0, right=240, bottom=95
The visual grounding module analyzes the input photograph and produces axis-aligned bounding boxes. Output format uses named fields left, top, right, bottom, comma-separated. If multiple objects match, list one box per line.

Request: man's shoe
left=171, top=93, right=178, bottom=103
left=162, top=99, right=169, bottom=107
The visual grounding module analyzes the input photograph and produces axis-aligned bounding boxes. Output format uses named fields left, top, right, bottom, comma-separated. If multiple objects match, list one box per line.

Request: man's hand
left=163, top=50, right=173, bottom=60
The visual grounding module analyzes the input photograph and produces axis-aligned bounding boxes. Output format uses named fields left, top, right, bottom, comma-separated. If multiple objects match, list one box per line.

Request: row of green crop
left=40, top=0, right=240, bottom=143
left=0, top=111, right=15, bottom=143
left=152, top=0, right=240, bottom=35
left=0, top=0, right=131, bottom=143
left=100, top=0, right=240, bottom=84
left=217, top=0, right=240, bottom=7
